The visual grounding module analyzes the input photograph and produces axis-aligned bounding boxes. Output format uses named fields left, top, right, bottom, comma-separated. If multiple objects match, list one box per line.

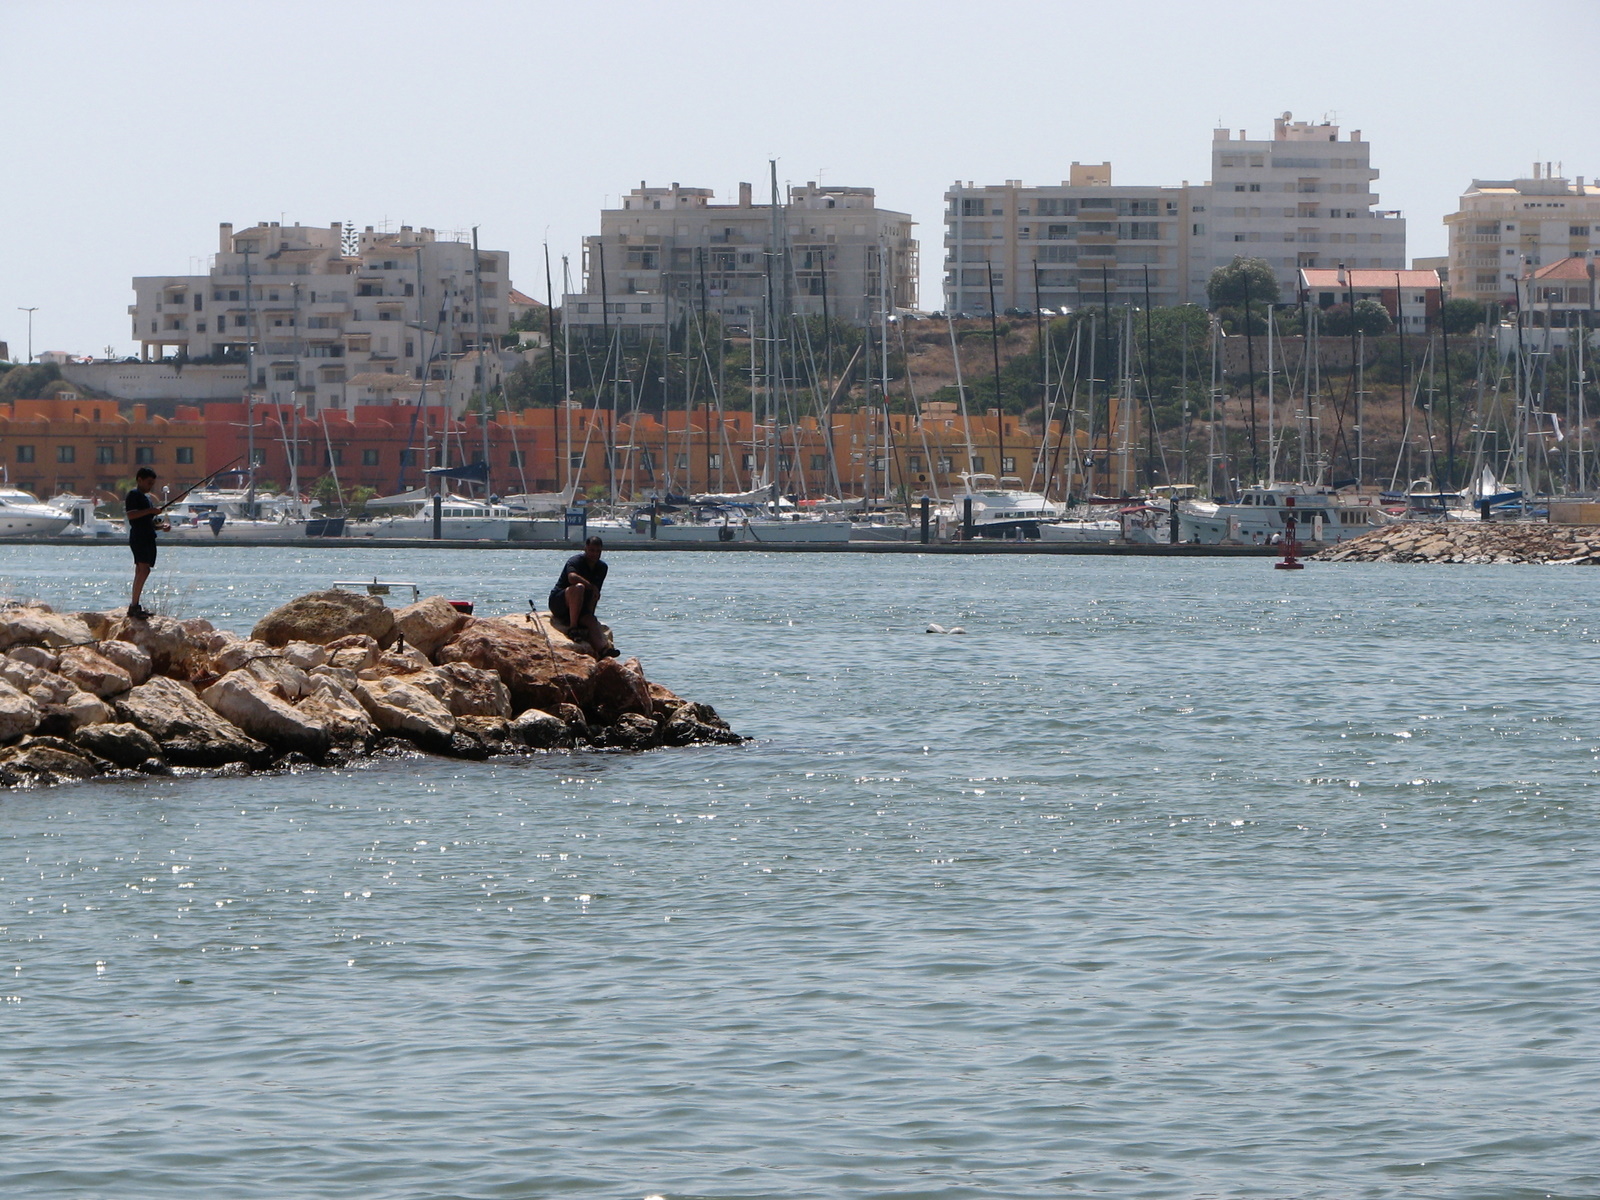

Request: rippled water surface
left=2, top=544, right=1597, bottom=1199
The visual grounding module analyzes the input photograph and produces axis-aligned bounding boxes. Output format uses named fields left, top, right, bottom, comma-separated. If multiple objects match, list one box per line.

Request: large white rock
left=392, top=597, right=469, bottom=660
left=201, top=670, right=330, bottom=759
left=0, top=607, right=96, bottom=651
left=0, top=679, right=42, bottom=743
left=114, top=675, right=268, bottom=768
left=95, top=639, right=152, bottom=686
left=56, top=646, right=134, bottom=698
left=353, top=676, right=456, bottom=750
left=294, top=678, right=378, bottom=747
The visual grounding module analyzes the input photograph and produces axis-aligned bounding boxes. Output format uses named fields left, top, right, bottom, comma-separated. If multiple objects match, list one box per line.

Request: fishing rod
left=156, top=454, right=249, bottom=512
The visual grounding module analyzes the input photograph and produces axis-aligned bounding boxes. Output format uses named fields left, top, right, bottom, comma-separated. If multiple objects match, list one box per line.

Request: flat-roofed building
left=564, top=180, right=917, bottom=334
left=1205, top=113, right=1405, bottom=301
left=1444, top=166, right=1600, bottom=306
left=943, top=163, right=1207, bottom=313
left=130, top=221, right=511, bottom=415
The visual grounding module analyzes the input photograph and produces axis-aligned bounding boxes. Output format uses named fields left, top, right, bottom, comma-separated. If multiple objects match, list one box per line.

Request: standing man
left=124, top=467, right=168, bottom=619
left=547, top=535, right=616, bottom=656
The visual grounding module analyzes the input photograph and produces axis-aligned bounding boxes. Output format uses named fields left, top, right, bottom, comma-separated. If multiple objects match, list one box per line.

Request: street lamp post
left=17, top=307, right=38, bottom=363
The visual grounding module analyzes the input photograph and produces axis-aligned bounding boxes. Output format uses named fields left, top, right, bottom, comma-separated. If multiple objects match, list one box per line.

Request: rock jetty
left=1312, top=522, right=1600, bottom=565
left=0, top=590, right=740, bottom=789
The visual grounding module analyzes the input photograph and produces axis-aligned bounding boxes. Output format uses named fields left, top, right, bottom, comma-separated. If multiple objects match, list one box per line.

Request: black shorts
left=130, top=539, right=158, bottom=567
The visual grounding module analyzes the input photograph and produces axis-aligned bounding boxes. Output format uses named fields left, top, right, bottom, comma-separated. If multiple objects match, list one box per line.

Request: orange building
left=4, top=395, right=1088, bottom=504
left=0, top=397, right=207, bottom=500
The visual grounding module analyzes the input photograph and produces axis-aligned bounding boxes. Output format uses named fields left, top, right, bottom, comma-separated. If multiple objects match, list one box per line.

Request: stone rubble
left=0, top=589, right=742, bottom=789
left=1311, top=522, right=1600, bottom=566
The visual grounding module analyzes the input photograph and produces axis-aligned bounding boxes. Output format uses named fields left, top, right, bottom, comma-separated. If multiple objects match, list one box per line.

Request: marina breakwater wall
left=0, top=591, right=741, bottom=789
left=1312, top=522, right=1600, bottom=565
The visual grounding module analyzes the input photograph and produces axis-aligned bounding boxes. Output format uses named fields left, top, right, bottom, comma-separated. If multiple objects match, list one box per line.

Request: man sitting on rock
left=548, top=535, right=617, bottom=657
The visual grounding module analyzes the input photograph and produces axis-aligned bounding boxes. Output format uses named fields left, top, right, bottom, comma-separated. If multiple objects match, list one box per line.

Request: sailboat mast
left=986, top=263, right=1006, bottom=479
left=472, top=227, right=490, bottom=495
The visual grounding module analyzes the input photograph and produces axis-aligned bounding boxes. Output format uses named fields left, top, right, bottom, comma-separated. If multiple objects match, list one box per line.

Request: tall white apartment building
left=1443, top=165, right=1600, bottom=306
left=130, top=222, right=510, bottom=413
left=564, top=181, right=917, bottom=333
left=943, top=163, right=1208, bottom=313
left=944, top=112, right=1406, bottom=313
left=1203, top=113, right=1405, bottom=299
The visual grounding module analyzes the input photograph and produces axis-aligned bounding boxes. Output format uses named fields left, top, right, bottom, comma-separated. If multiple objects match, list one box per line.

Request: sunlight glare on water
left=1, top=544, right=1597, bottom=1199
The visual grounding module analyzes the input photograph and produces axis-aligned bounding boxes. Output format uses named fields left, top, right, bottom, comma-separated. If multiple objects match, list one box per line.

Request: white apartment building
left=1203, top=113, right=1405, bottom=300
left=944, top=162, right=1208, bottom=313
left=130, top=222, right=511, bottom=414
left=945, top=112, right=1406, bottom=313
left=564, top=181, right=917, bottom=333
left=1443, top=165, right=1600, bottom=306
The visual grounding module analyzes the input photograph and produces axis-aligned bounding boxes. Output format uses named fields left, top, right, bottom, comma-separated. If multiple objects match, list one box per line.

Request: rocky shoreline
left=0, top=590, right=741, bottom=789
left=1311, top=522, right=1600, bottom=565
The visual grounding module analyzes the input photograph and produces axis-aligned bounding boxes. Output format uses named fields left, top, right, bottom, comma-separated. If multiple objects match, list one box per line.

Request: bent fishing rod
left=156, top=454, right=250, bottom=512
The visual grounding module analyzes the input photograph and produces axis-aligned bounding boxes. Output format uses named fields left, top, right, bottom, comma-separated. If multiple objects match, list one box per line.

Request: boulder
left=308, top=663, right=361, bottom=691
left=325, top=633, right=381, bottom=671
left=598, top=712, right=660, bottom=751
left=0, top=679, right=43, bottom=744
left=56, top=646, right=134, bottom=698
left=76, top=610, right=118, bottom=640
left=294, top=678, right=378, bottom=748
left=73, top=721, right=162, bottom=768
left=356, top=645, right=433, bottom=680
left=436, top=615, right=595, bottom=715
left=281, top=641, right=329, bottom=670
left=252, top=589, right=395, bottom=648
left=0, top=658, right=76, bottom=706
left=238, top=656, right=312, bottom=703
left=418, top=662, right=512, bottom=718
left=392, top=597, right=469, bottom=660
left=114, top=675, right=269, bottom=768
left=113, top=614, right=209, bottom=679
left=588, top=656, right=654, bottom=726
left=213, top=640, right=278, bottom=674
left=510, top=707, right=569, bottom=749
left=352, top=676, right=456, bottom=751
left=555, top=702, right=589, bottom=742
left=663, top=701, right=742, bottom=747
left=7, top=645, right=59, bottom=672
left=96, top=639, right=152, bottom=686
left=63, top=690, right=113, bottom=730
left=647, top=680, right=687, bottom=719
left=0, top=607, right=96, bottom=651
left=201, top=670, right=331, bottom=760
left=0, top=740, right=107, bottom=786
left=455, top=715, right=513, bottom=756
left=206, top=629, right=244, bottom=655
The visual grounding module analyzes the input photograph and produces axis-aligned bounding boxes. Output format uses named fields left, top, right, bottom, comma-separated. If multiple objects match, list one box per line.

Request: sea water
left=1, top=545, right=1596, bottom=1199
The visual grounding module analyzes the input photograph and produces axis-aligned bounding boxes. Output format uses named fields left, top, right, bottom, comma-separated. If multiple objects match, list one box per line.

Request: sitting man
left=548, top=535, right=617, bottom=656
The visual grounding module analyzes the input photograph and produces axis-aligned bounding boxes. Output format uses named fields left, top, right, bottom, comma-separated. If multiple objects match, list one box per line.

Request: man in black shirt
left=124, top=467, right=169, bottom=620
left=548, top=535, right=612, bottom=654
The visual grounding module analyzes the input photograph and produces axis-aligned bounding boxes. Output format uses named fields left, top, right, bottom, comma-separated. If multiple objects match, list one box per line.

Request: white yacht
left=361, top=495, right=514, bottom=541
left=47, top=494, right=122, bottom=538
left=956, top=474, right=1062, bottom=538
left=0, top=488, right=73, bottom=536
left=1180, top=484, right=1385, bottom=545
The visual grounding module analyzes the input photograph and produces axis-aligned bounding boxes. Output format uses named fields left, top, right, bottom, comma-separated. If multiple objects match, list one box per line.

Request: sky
left=2, top=0, right=1596, bottom=359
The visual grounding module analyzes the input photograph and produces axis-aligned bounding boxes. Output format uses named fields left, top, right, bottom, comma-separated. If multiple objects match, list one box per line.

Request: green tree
left=0, top=363, right=62, bottom=401
left=1440, top=297, right=1485, bottom=335
left=1321, top=300, right=1392, bottom=337
left=1206, top=257, right=1280, bottom=309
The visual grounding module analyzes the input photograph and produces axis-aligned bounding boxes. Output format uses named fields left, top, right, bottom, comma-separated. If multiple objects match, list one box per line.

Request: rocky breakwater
left=1312, top=521, right=1600, bottom=565
left=0, top=590, right=740, bottom=789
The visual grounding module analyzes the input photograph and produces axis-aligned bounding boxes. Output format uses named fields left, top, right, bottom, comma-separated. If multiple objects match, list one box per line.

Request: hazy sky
left=2, top=0, right=1595, bottom=358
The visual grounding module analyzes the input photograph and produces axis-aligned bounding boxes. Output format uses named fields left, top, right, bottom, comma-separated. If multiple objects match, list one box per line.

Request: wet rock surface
left=0, top=595, right=742, bottom=789
left=1313, top=522, right=1600, bottom=565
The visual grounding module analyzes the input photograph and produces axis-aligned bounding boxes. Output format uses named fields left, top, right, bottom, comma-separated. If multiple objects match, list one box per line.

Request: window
left=970, top=456, right=985, bottom=472
left=326, top=448, right=344, bottom=467
left=274, top=367, right=296, bottom=381
left=251, top=449, right=267, bottom=466
left=1249, top=183, right=1261, bottom=192
left=15, top=445, right=35, bottom=463
left=361, top=449, right=379, bottom=467
left=1234, top=184, right=1245, bottom=192
left=570, top=452, right=586, bottom=471
left=961, top=198, right=985, bottom=216
left=937, top=457, right=953, bottom=473
left=1573, top=226, right=1591, bottom=237
left=95, top=446, right=115, bottom=465
left=57, top=445, right=75, bottom=463
left=810, top=453, right=827, bottom=471
left=176, top=447, right=195, bottom=465
left=707, top=453, right=721, bottom=470
left=741, top=453, right=756, bottom=470
left=1001, top=456, right=1016, bottom=473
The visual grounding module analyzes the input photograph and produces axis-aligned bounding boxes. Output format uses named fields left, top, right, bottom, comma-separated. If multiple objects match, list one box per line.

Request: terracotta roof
left=1529, top=256, right=1597, bottom=282
left=1299, top=268, right=1442, bottom=290
left=507, top=288, right=544, bottom=308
